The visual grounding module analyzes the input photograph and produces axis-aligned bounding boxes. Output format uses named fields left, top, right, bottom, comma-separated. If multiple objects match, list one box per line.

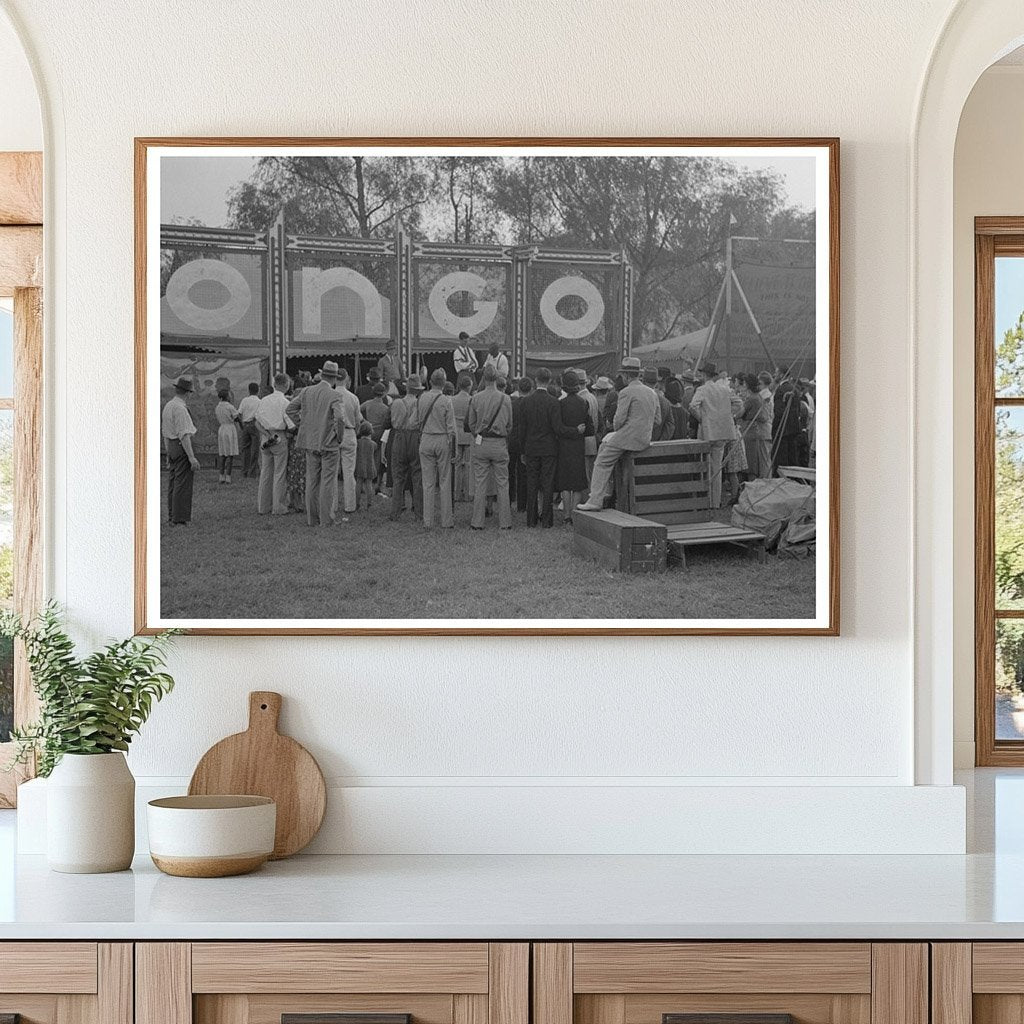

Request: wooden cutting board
left=188, top=691, right=326, bottom=859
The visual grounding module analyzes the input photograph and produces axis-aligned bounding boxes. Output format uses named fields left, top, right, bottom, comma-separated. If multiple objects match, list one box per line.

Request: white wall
left=952, top=66, right=1024, bottom=767
left=0, top=10, right=39, bottom=152
left=0, top=0, right=973, bottom=852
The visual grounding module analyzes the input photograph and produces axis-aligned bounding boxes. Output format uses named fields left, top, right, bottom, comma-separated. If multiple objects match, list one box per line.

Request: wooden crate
left=573, top=509, right=667, bottom=573
left=614, top=439, right=713, bottom=524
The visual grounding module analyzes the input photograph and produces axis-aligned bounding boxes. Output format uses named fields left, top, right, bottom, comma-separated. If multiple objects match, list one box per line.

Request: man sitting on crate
left=577, top=357, right=660, bottom=513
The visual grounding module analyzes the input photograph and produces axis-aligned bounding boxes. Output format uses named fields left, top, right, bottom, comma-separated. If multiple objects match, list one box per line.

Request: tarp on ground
left=731, top=478, right=815, bottom=539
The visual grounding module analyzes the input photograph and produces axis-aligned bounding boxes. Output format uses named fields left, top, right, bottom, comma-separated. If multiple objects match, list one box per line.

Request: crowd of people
left=160, top=335, right=817, bottom=532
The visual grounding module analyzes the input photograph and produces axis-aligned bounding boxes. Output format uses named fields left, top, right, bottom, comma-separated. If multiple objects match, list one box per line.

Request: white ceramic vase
left=46, top=752, right=135, bottom=873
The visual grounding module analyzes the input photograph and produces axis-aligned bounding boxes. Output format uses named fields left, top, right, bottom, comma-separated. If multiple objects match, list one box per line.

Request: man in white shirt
left=453, top=331, right=479, bottom=379
left=689, top=362, right=735, bottom=508
left=237, top=382, right=262, bottom=477
left=255, top=372, right=294, bottom=515
left=483, top=342, right=509, bottom=380
left=161, top=377, right=201, bottom=525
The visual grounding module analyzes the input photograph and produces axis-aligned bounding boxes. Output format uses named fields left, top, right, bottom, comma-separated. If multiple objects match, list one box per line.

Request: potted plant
left=2, top=603, right=178, bottom=873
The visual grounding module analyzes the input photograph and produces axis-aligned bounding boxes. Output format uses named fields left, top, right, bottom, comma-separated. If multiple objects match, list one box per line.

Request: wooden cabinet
left=532, top=944, right=928, bottom=1024
left=0, top=943, right=131, bottom=1024
left=931, top=943, right=1024, bottom=1024
left=136, top=944, right=528, bottom=1024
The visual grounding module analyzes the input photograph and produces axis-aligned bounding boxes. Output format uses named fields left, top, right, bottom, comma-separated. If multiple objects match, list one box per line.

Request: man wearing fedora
left=388, top=372, right=424, bottom=521
left=286, top=360, right=349, bottom=526
left=577, top=356, right=661, bottom=513
left=161, top=376, right=201, bottom=525
left=378, top=339, right=405, bottom=397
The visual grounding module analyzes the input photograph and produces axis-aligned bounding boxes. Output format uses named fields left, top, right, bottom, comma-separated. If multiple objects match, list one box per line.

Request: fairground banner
left=159, top=354, right=268, bottom=454
left=723, top=258, right=816, bottom=377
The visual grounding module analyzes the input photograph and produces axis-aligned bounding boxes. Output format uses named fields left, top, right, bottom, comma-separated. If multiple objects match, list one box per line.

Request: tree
left=427, top=157, right=499, bottom=244
left=485, top=156, right=808, bottom=345
left=227, top=156, right=432, bottom=238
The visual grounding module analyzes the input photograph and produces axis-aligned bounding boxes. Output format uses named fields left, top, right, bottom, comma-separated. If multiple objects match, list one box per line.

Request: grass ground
left=159, top=470, right=815, bottom=621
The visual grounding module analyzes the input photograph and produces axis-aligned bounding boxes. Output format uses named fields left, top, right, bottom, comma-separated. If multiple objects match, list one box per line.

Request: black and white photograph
left=138, top=140, right=837, bottom=634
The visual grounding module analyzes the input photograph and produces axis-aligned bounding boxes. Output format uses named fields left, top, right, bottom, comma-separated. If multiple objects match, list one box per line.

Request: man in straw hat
left=418, top=367, right=457, bottom=528
left=388, top=371, right=425, bottom=521
left=577, top=357, right=661, bottom=513
left=286, top=360, right=350, bottom=526
left=161, top=376, right=201, bottom=525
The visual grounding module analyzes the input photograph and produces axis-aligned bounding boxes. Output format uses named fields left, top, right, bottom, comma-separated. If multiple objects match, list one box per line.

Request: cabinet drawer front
left=973, top=944, right=1024, bottom=992
left=573, top=944, right=872, bottom=994
left=192, top=944, right=491, bottom=994
left=0, top=943, right=97, bottom=994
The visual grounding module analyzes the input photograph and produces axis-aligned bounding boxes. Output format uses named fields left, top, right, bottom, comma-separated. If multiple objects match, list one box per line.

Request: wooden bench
left=778, top=465, right=817, bottom=486
left=665, top=521, right=768, bottom=569
left=614, top=439, right=713, bottom=524
left=573, top=509, right=667, bottom=574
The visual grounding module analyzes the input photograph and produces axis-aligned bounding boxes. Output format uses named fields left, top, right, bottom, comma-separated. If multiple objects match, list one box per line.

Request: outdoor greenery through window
left=994, top=258, right=1024, bottom=739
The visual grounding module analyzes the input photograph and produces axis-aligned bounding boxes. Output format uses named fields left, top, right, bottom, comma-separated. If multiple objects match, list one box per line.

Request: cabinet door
left=0, top=943, right=131, bottom=1024
left=941, top=943, right=1024, bottom=1024
left=533, top=944, right=928, bottom=1024
left=137, top=943, right=528, bottom=1024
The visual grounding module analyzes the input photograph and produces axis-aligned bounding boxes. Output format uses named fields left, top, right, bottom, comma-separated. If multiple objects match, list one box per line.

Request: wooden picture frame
left=974, top=216, right=1024, bottom=765
left=135, top=137, right=839, bottom=636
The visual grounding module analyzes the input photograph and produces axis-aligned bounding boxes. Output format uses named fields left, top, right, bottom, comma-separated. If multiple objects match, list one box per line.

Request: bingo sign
left=412, top=260, right=511, bottom=351
left=161, top=251, right=266, bottom=343
left=527, top=263, right=618, bottom=353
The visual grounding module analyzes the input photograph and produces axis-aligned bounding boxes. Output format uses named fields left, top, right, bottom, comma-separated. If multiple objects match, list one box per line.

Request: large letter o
left=166, top=259, right=251, bottom=332
left=539, top=276, right=605, bottom=339
left=428, top=271, right=498, bottom=336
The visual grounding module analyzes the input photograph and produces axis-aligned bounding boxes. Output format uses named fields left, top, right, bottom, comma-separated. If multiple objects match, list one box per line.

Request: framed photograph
left=135, top=137, right=838, bottom=636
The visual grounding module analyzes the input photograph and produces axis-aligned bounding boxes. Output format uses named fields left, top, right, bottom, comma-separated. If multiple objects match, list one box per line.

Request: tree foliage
left=0, top=604, right=180, bottom=776
left=225, top=154, right=813, bottom=348
left=996, top=314, right=1024, bottom=612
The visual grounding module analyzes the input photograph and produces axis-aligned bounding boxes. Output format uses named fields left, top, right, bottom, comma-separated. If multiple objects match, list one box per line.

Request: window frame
left=975, top=218, right=1024, bottom=765
left=0, top=151, right=43, bottom=807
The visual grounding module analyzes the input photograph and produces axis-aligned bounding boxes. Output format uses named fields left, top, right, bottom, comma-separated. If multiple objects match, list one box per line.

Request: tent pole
left=731, top=267, right=778, bottom=371
left=696, top=273, right=727, bottom=371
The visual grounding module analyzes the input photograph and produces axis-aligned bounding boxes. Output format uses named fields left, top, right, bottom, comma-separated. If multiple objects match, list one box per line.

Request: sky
left=997, top=256, right=1024, bottom=341
left=159, top=153, right=818, bottom=229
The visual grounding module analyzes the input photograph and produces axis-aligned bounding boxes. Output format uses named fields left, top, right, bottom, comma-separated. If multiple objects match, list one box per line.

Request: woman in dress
left=722, top=377, right=749, bottom=504
left=214, top=389, right=241, bottom=484
left=553, top=370, right=594, bottom=524
left=285, top=372, right=311, bottom=513
left=737, top=373, right=770, bottom=479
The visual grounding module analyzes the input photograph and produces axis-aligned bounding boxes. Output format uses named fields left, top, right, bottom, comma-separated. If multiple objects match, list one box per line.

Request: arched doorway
left=913, top=1, right=1024, bottom=785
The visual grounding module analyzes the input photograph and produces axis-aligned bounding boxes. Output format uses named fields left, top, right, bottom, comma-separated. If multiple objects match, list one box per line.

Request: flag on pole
left=729, top=212, right=739, bottom=227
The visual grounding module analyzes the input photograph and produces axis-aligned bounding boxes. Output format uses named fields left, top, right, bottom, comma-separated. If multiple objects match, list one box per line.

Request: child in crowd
left=355, top=422, right=378, bottom=511
left=214, top=389, right=241, bottom=484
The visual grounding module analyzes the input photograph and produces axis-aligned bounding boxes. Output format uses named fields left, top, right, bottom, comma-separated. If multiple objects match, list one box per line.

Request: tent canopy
left=630, top=326, right=709, bottom=372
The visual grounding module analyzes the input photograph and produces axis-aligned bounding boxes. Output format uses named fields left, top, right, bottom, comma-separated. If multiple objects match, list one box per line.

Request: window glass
left=997, top=257, right=1024, bottom=397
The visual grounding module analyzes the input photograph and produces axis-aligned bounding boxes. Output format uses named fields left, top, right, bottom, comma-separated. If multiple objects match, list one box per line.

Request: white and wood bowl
left=147, top=795, right=276, bottom=877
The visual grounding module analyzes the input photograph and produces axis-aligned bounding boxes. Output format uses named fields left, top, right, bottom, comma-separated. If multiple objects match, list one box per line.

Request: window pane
left=997, top=620, right=1024, bottom=740
left=996, top=257, right=1024, bottom=397
left=0, top=409, right=11, bottom=742
left=997, top=407, right=1024, bottom=610
left=0, top=307, right=12, bottom=399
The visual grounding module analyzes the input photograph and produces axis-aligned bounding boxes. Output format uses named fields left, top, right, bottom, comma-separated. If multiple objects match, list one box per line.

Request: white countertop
left=2, top=849, right=1024, bottom=940
left=1, top=769, right=1022, bottom=941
